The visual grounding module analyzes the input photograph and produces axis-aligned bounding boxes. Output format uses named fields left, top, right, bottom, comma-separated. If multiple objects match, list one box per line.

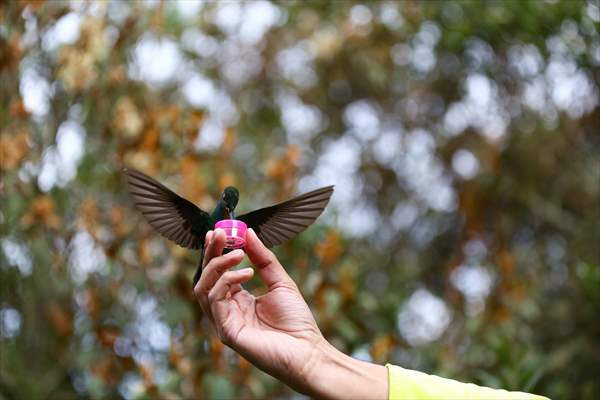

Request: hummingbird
left=124, top=168, right=334, bottom=286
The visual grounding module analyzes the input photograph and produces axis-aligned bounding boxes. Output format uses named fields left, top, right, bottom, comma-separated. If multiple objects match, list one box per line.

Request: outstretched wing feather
left=124, top=168, right=211, bottom=249
left=237, top=186, right=334, bottom=248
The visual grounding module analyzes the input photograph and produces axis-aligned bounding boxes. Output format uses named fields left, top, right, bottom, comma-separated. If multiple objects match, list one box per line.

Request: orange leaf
left=339, top=266, right=356, bottom=301
left=180, top=154, right=204, bottom=203
left=138, top=237, right=152, bottom=265
left=221, top=127, right=237, bottom=155
left=370, top=335, right=395, bottom=363
left=0, top=131, right=30, bottom=171
left=138, top=362, right=157, bottom=391
left=139, top=128, right=160, bottom=152
left=219, top=172, right=236, bottom=191
left=110, top=206, right=126, bottom=238
left=85, top=286, right=101, bottom=322
left=90, top=356, right=116, bottom=385
left=315, top=230, right=343, bottom=267
left=79, top=197, right=99, bottom=233
left=496, top=248, right=514, bottom=276
left=9, top=98, right=30, bottom=119
left=48, top=303, right=73, bottom=337
left=21, top=195, right=61, bottom=229
left=98, top=327, right=120, bottom=348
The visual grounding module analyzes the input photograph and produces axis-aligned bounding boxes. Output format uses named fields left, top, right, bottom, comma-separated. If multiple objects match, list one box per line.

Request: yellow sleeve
left=386, top=364, right=550, bottom=400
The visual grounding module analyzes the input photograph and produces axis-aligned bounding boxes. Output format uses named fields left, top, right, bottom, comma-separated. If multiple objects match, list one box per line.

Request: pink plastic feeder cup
left=215, top=219, right=248, bottom=249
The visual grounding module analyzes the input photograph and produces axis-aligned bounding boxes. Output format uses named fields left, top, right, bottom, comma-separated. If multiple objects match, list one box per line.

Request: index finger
left=203, top=229, right=226, bottom=269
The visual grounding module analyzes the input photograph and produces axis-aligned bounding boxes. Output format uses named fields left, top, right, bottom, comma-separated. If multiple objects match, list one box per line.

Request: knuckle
left=205, top=257, right=219, bottom=271
left=216, top=261, right=231, bottom=275
left=202, top=261, right=213, bottom=274
left=193, top=284, right=202, bottom=299
left=205, top=261, right=225, bottom=279
left=207, top=290, right=217, bottom=304
left=257, top=250, right=277, bottom=269
left=276, top=280, right=299, bottom=293
left=222, top=271, right=234, bottom=282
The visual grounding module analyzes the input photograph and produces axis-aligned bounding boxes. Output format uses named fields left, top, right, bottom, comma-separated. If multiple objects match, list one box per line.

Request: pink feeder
left=215, top=219, right=248, bottom=249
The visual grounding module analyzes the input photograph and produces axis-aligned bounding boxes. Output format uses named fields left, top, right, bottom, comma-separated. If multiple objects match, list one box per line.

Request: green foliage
left=1, top=1, right=599, bottom=399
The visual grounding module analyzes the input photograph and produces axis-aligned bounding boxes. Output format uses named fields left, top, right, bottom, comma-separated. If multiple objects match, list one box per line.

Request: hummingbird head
left=221, top=186, right=239, bottom=215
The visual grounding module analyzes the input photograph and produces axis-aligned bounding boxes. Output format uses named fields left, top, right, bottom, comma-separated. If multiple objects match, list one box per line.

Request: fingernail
left=240, top=267, right=253, bottom=275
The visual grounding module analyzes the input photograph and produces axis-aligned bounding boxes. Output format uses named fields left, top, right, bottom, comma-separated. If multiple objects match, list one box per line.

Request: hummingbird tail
left=192, top=246, right=204, bottom=289
left=192, top=246, right=233, bottom=289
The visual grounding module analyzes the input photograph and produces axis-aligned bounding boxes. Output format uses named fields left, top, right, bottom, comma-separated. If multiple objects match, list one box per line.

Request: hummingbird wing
left=124, top=168, right=211, bottom=249
left=237, top=186, right=334, bottom=248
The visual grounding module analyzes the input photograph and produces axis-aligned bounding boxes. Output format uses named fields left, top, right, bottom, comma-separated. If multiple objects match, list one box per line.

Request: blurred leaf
left=1, top=1, right=598, bottom=399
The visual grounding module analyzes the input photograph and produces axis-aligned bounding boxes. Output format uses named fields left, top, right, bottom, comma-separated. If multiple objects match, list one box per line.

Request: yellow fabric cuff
left=386, top=364, right=549, bottom=400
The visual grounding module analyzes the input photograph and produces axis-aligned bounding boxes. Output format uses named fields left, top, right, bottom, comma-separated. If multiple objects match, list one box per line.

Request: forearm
left=303, top=340, right=388, bottom=400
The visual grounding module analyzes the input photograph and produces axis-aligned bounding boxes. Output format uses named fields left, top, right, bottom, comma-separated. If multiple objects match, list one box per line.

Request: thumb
left=244, top=228, right=295, bottom=289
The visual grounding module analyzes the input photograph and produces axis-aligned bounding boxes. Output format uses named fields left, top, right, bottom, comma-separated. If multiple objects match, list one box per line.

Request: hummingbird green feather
left=124, top=168, right=334, bottom=286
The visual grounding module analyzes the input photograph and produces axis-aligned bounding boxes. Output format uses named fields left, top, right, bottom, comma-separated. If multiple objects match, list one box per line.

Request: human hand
left=194, top=228, right=326, bottom=394
left=194, top=228, right=387, bottom=399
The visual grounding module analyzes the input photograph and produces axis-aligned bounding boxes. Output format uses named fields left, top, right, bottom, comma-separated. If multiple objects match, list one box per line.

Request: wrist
left=304, top=340, right=388, bottom=400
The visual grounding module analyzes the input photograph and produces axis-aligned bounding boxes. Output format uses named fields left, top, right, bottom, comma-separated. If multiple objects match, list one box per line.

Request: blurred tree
left=1, top=1, right=599, bottom=399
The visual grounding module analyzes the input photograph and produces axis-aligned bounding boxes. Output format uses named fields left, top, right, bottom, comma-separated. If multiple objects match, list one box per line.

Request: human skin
left=194, top=228, right=388, bottom=399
